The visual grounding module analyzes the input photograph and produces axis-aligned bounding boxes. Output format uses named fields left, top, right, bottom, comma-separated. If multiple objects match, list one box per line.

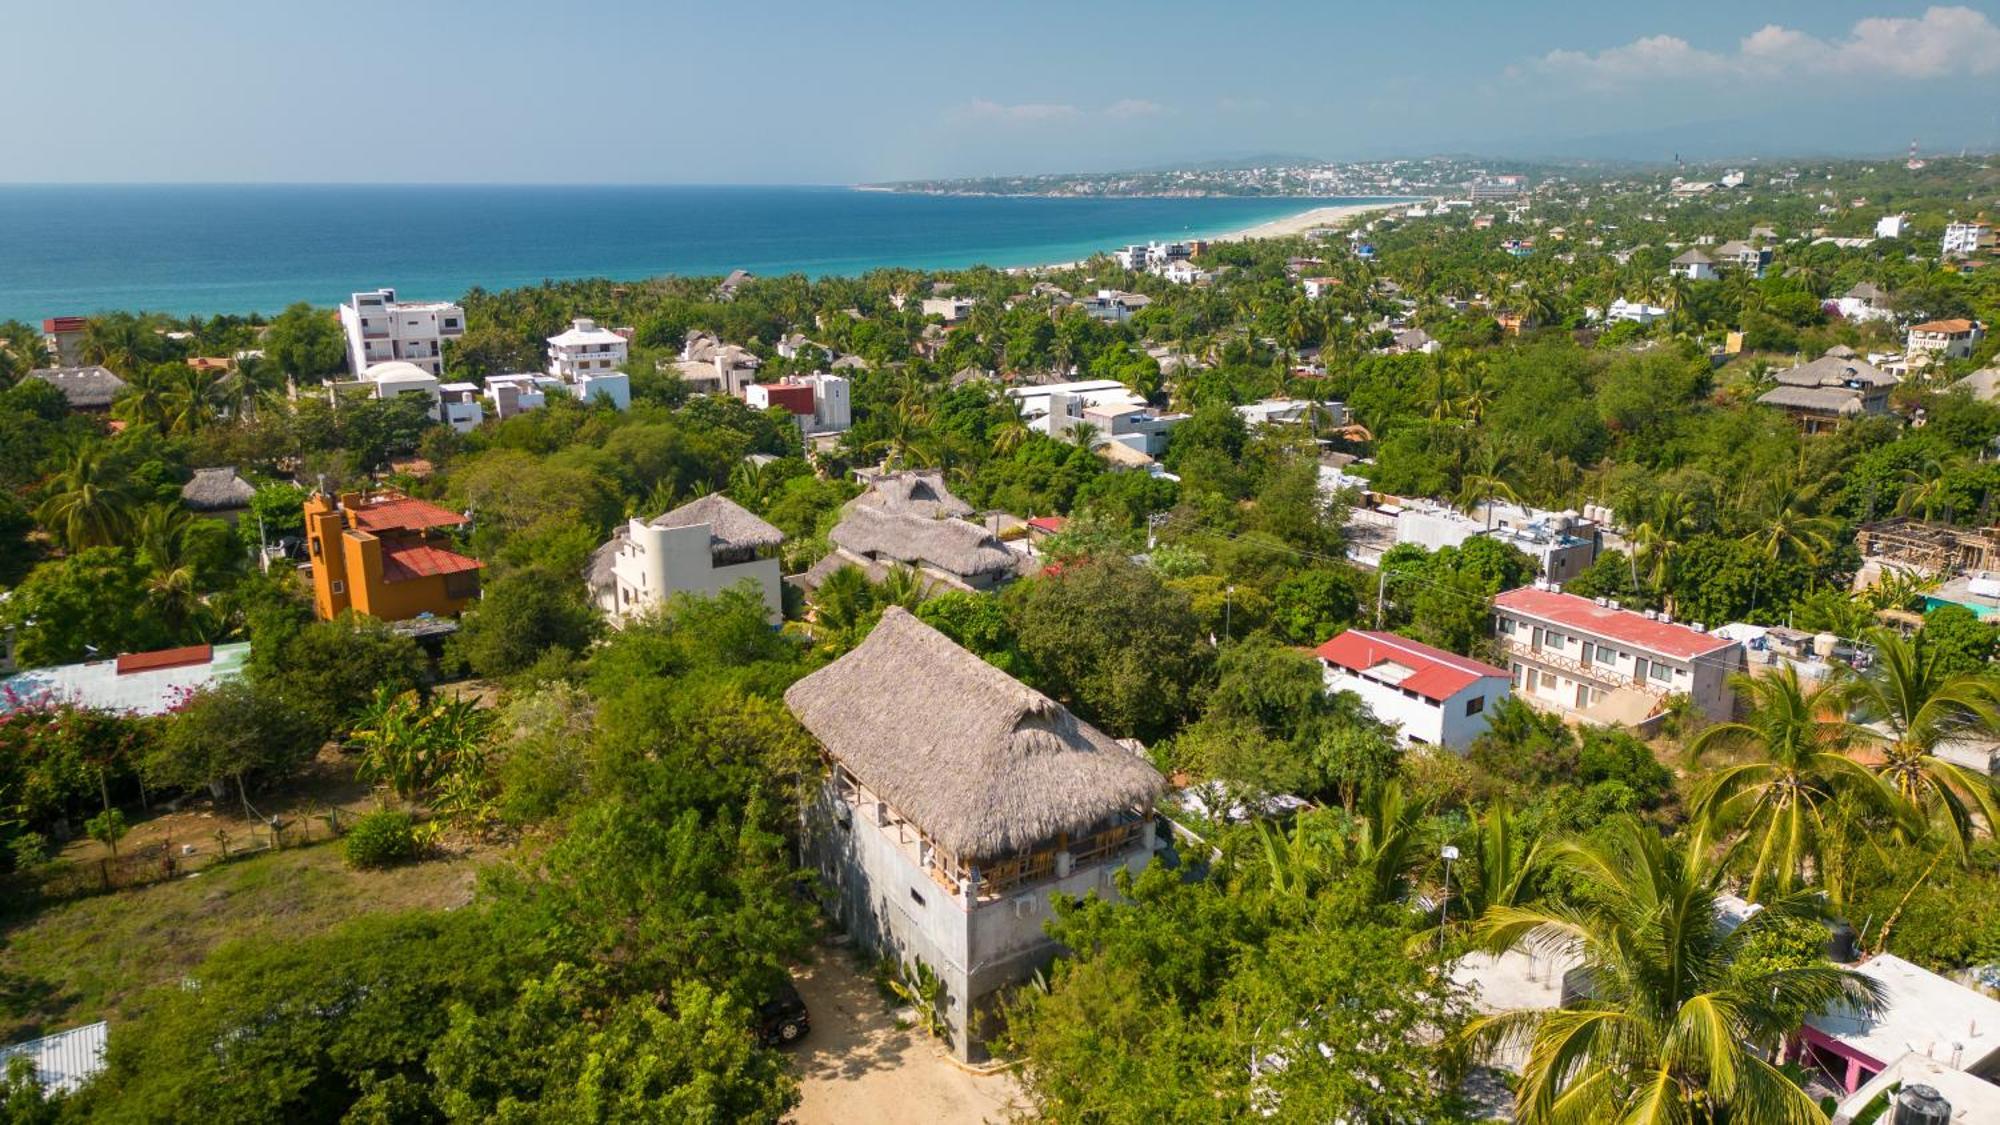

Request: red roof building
left=1314, top=629, right=1510, bottom=750
left=1491, top=586, right=1742, bottom=728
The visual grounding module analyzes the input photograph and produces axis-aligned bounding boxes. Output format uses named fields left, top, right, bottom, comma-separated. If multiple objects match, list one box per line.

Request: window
left=909, top=887, right=926, bottom=908
left=443, top=318, right=459, bottom=329
left=1464, top=695, right=1485, bottom=716
left=1650, top=662, right=1672, bottom=683
left=329, top=579, right=345, bottom=594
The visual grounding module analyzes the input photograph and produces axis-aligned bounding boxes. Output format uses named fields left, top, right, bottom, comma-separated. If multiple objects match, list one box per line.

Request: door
left=1633, top=657, right=1649, bottom=683
left=1575, top=683, right=1590, bottom=709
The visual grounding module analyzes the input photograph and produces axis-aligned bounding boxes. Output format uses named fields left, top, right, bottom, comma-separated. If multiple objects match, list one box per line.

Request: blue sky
left=5, top=1, right=1998, bottom=183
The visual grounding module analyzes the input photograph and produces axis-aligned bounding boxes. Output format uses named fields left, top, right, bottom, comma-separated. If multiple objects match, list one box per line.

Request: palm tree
left=810, top=564, right=876, bottom=652
left=1064, top=421, right=1100, bottom=450
left=875, top=564, right=927, bottom=611
left=1470, top=816, right=1882, bottom=1125
left=1739, top=478, right=1839, bottom=569
left=1454, top=441, right=1523, bottom=525
left=1893, top=454, right=1962, bottom=523
left=35, top=445, right=141, bottom=551
left=1839, top=628, right=2000, bottom=851
left=112, top=364, right=175, bottom=431
left=1685, top=667, right=1901, bottom=900
left=1256, top=782, right=1432, bottom=908
left=1630, top=491, right=1698, bottom=593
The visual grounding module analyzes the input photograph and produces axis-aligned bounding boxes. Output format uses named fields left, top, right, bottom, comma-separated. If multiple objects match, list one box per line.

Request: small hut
left=180, top=466, right=258, bottom=516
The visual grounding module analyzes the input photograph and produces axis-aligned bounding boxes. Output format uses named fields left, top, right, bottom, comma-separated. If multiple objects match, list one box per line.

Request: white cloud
left=948, top=98, right=1167, bottom=126
left=1104, top=98, right=1165, bottom=120
left=1533, top=6, right=2000, bottom=89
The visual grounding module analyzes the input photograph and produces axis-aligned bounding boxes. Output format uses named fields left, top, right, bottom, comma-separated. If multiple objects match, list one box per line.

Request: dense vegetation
left=2, top=155, right=1999, bottom=1121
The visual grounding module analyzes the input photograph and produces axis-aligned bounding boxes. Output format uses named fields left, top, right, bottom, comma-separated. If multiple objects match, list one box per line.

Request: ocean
left=0, top=185, right=1396, bottom=322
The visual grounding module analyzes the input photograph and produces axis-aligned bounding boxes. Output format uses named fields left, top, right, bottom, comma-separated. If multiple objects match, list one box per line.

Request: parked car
left=757, top=979, right=809, bottom=1045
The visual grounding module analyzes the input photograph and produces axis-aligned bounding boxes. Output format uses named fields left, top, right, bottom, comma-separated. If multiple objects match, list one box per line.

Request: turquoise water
left=0, top=185, right=1397, bottom=321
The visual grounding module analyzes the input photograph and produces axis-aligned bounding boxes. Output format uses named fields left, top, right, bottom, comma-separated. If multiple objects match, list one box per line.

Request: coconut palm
left=1630, top=491, right=1699, bottom=593
left=875, top=563, right=927, bottom=610
left=1839, top=628, right=2000, bottom=851
left=1469, top=816, right=1883, bottom=1125
left=1685, top=667, right=1902, bottom=900
left=1256, top=782, right=1432, bottom=908
left=1738, top=477, right=1839, bottom=569
left=35, top=445, right=141, bottom=551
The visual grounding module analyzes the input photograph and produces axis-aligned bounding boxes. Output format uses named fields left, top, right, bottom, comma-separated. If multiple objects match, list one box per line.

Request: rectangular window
left=1651, top=662, right=1672, bottom=683
left=329, top=579, right=345, bottom=594
left=1464, top=695, right=1484, bottom=716
left=909, top=887, right=926, bottom=908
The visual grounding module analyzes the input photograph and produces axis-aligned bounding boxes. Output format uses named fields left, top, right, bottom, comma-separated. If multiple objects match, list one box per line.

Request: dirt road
left=786, top=955, right=1025, bottom=1125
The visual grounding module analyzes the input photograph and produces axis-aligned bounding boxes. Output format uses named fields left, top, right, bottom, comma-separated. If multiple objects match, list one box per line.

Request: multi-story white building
left=326, top=360, right=482, bottom=434
left=544, top=318, right=631, bottom=409
left=1604, top=298, right=1669, bottom=325
left=1875, top=214, right=1909, bottom=240
left=1669, top=249, right=1718, bottom=281
left=585, top=494, right=785, bottom=623
left=920, top=296, right=977, bottom=323
left=788, top=608, right=1164, bottom=1061
left=743, top=372, right=851, bottom=436
left=1493, top=586, right=1742, bottom=729
left=1316, top=630, right=1510, bottom=751
left=1907, top=318, right=1985, bottom=362
left=338, top=288, right=465, bottom=377
left=1943, top=222, right=1989, bottom=258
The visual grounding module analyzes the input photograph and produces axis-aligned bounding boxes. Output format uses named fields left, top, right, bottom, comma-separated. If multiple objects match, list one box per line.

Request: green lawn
left=0, top=840, right=482, bottom=1041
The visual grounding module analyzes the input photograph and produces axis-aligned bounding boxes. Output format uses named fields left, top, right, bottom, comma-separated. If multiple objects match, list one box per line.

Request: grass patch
left=0, top=837, right=481, bottom=1041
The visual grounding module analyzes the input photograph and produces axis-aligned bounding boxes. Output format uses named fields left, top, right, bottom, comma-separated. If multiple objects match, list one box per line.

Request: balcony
left=1500, top=635, right=1661, bottom=696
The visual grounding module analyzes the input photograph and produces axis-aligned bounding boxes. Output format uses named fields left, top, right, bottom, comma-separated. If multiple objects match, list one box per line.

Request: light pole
left=1225, top=585, right=1235, bottom=642
left=1437, top=844, right=1461, bottom=961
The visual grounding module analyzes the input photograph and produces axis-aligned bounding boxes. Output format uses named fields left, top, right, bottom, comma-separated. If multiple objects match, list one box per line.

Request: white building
left=1158, top=259, right=1208, bottom=286
left=1943, top=222, right=1989, bottom=258
left=0, top=643, right=250, bottom=717
left=1797, top=953, right=2000, bottom=1100
left=1316, top=630, right=1510, bottom=750
left=1907, top=318, right=1985, bottom=362
left=676, top=331, right=762, bottom=397
left=1669, top=249, right=1718, bottom=281
left=585, top=494, right=785, bottom=624
left=788, top=607, right=1164, bottom=1061
left=338, top=288, right=465, bottom=377
left=1393, top=500, right=1599, bottom=585
left=1604, top=298, right=1669, bottom=326
left=437, top=382, right=485, bottom=432
left=1235, top=398, right=1347, bottom=430
left=1302, top=277, right=1342, bottom=300
left=920, top=296, right=976, bottom=323
left=744, top=372, right=851, bottom=436
left=545, top=318, right=632, bottom=409
left=1875, top=213, right=1909, bottom=239
left=1007, top=379, right=1184, bottom=456
left=325, top=360, right=480, bottom=433
left=1834, top=282, right=1895, bottom=324
left=484, top=372, right=557, bottom=419
left=1079, top=289, right=1150, bottom=323
left=1493, top=586, right=1742, bottom=729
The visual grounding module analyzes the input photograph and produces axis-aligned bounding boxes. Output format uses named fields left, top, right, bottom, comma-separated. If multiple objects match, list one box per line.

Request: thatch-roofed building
left=587, top=493, right=785, bottom=623
left=797, top=471, right=1025, bottom=598
left=180, top=466, right=257, bottom=515
left=787, top=607, right=1164, bottom=1059
left=25, top=366, right=126, bottom=411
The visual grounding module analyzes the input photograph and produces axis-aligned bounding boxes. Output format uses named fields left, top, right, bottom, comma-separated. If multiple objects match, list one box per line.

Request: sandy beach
left=1212, top=200, right=1407, bottom=242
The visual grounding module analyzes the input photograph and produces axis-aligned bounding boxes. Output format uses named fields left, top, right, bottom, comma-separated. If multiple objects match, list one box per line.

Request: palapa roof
left=827, top=505, right=1019, bottom=581
left=1771, top=350, right=1897, bottom=390
left=1670, top=249, right=1713, bottom=266
left=651, top=492, right=784, bottom=551
left=852, top=470, right=973, bottom=519
left=26, top=365, right=126, bottom=409
left=180, top=466, right=257, bottom=511
left=785, top=607, right=1164, bottom=859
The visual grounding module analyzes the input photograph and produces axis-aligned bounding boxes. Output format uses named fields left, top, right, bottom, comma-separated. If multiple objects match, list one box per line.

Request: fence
left=34, top=809, right=353, bottom=900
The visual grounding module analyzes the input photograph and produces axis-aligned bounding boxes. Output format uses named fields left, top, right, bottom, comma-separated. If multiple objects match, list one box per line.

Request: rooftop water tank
left=1894, top=1084, right=1951, bottom=1125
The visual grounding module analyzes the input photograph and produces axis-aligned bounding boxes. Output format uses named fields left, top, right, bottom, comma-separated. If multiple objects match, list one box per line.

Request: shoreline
left=1021, top=198, right=1412, bottom=272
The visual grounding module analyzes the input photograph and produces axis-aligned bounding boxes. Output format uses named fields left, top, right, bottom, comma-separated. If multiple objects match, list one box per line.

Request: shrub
left=344, top=810, right=419, bottom=869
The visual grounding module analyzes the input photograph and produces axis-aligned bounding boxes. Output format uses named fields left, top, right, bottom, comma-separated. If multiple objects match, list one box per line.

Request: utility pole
left=1375, top=565, right=1391, bottom=629
left=1146, top=511, right=1167, bottom=552
left=1225, top=586, right=1234, bottom=642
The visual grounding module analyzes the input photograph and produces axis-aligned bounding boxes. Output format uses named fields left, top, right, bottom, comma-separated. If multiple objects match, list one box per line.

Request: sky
left=4, top=1, right=1998, bottom=184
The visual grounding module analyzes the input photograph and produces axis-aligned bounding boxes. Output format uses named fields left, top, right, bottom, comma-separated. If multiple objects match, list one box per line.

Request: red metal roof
left=1314, top=630, right=1506, bottom=703
left=1493, top=587, right=1734, bottom=660
left=1027, top=515, right=1068, bottom=533
left=348, top=495, right=467, bottom=533
left=379, top=540, right=483, bottom=583
left=42, top=316, right=87, bottom=334
left=115, top=644, right=213, bottom=675
left=757, top=382, right=816, bottom=415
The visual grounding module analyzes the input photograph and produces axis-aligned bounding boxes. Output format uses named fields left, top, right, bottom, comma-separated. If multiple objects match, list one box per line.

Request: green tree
left=145, top=679, right=323, bottom=809
left=1839, top=628, right=2000, bottom=851
left=1015, top=558, right=1210, bottom=740
left=1470, top=817, right=1881, bottom=1125
left=0, top=548, right=170, bottom=667
left=262, top=302, right=346, bottom=382
left=447, top=567, right=601, bottom=680
left=34, top=445, right=141, bottom=552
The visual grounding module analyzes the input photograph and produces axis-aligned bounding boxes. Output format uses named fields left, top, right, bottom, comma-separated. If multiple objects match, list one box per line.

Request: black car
left=757, top=979, right=810, bottom=1046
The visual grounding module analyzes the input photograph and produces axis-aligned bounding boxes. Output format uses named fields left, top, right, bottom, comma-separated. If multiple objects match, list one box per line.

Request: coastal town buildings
left=798, top=471, right=1026, bottom=598
left=1833, top=282, right=1895, bottom=323
left=1669, top=249, right=1718, bottom=281
left=1316, top=630, right=1510, bottom=750
left=24, top=365, right=125, bottom=411
left=585, top=493, right=785, bottom=624
left=303, top=490, right=483, bottom=622
left=786, top=606, right=1165, bottom=1060
left=920, top=295, right=976, bottom=323
left=743, top=372, right=851, bottom=436
left=1755, top=348, right=1897, bottom=433
left=1493, top=586, right=1743, bottom=729
left=1942, top=222, right=1990, bottom=258
left=0, top=644, right=250, bottom=717
left=338, top=288, right=465, bottom=377
left=677, top=330, right=761, bottom=396
left=39, top=316, right=87, bottom=367
left=327, top=360, right=484, bottom=434
left=544, top=318, right=632, bottom=409
left=1906, top=318, right=1985, bottom=363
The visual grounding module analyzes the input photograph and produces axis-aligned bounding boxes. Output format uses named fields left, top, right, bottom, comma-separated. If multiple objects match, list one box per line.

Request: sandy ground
left=1212, top=200, right=1404, bottom=242
left=786, top=955, right=1025, bottom=1125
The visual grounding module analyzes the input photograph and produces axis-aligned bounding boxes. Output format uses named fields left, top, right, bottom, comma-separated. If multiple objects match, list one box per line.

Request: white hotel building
left=544, top=318, right=632, bottom=410
left=1492, top=587, right=1742, bottom=729
left=338, top=288, right=465, bottom=377
left=1316, top=629, right=1510, bottom=751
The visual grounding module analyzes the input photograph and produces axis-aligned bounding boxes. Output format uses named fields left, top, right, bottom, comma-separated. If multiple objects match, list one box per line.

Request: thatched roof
left=181, top=466, right=257, bottom=511
left=852, top=470, right=972, bottom=519
left=785, top=607, right=1163, bottom=859
left=652, top=493, right=784, bottom=552
left=26, top=366, right=126, bottom=409
left=827, top=505, right=1019, bottom=582
left=586, top=494, right=783, bottom=591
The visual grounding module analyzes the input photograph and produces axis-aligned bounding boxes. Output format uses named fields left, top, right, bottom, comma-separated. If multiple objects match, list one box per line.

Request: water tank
left=1894, top=1084, right=1951, bottom=1125
left=1826, top=919, right=1860, bottom=963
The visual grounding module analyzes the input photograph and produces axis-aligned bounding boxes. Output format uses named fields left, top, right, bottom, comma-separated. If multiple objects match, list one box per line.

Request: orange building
left=303, top=491, right=483, bottom=621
